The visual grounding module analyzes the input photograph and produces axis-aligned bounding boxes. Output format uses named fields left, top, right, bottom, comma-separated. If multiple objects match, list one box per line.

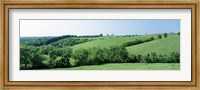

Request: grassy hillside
left=72, top=34, right=157, bottom=51
left=50, top=63, right=180, bottom=70
left=126, top=34, right=180, bottom=55
left=72, top=34, right=180, bottom=55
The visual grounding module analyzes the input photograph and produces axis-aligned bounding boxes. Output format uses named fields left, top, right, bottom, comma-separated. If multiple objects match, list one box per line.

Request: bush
left=122, top=37, right=155, bottom=47
left=55, top=54, right=71, bottom=68
left=108, top=45, right=129, bottom=63
left=158, top=35, right=162, bottom=39
left=128, top=54, right=137, bottom=63
left=149, top=53, right=158, bottom=63
left=137, top=52, right=180, bottom=63
left=167, top=52, right=180, bottom=63
left=72, top=45, right=129, bottom=65
left=87, top=47, right=105, bottom=65
left=20, top=46, right=47, bottom=69
left=20, top=47, right=32, bottom=69
left=31, top=53, right=46, bottom=69
left=157, top=54, right=168, bottom=63
left=72, top=48, right=89, bottom=66
left=164, top=33, right=168, bottom=38
left=136, top=54, right=142, bottom=63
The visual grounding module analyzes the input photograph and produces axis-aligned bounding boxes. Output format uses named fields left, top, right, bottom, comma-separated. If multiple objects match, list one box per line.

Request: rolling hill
left=72, top=34, right=157, bottom=51
left=71, top=33, right=180, bottom=56
left=126, top=34, right=180, bottom=55
left=20, top=33, right=180, bottom=70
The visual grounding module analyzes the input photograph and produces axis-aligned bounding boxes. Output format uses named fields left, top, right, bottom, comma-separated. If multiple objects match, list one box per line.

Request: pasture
left=50, top=63, right=180, bottom=70
left=126, top=34, right=180, bottom=55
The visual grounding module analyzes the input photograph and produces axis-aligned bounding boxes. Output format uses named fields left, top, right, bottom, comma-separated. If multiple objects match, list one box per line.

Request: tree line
left=20, top=35, right=103, bottom=46
left=50, top=38, right=92, bottom=48
left=20, top=45, right=179, bottom=70
left=123, top=37, right=155, bottom=47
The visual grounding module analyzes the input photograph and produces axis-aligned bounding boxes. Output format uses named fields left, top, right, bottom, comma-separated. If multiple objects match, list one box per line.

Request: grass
left=72, top=34, right=158, bottom=51
left=126, top=34, right=180, bottom=55
left=50, top=63, right=180, bottom=70
left=35, top=33, right=180, bottom=70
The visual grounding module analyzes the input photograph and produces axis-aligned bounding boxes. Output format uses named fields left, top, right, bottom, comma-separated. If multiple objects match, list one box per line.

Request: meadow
left=20, top=33, right=180, bottom=70
left=51, top=63, right=180, bottom=70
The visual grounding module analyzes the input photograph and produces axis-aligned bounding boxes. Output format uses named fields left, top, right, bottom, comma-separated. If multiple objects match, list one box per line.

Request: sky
left=20, top=19, right=180, bottom=37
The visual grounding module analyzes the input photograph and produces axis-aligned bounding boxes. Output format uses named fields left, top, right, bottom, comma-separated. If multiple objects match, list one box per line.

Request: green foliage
left=45, top=35, right=76, bottom=45
left=108, top=46, right=129, bottom=63
left=140, top=52, right=180, bottom=63
left=20, top=37, right=51, bottom=46
left=168, top=52, right=180, bottom=63
left=20, top=35, right=76, bottom=46
left=54, top=53, right=71, bottom=68
left=72, top=45, right=129, bottom=66
left=31, top=53, right=46, bottom=69
left=122, top=36, right=155, bottom=47
left=164, top=33, right=168, bottom=38
left=100, top=34, right=103, bottom=36
left=150, top=37, right=154, bottom=40
left=178, top=32, right=180, bottom=35
left=128, top=54, right=137, bottom=63
left=20, top=46, right=46, bottom=69
left=87, top=47, right=105, bottom=65
left=20, top=47, right=32, bottom=69
left=20, top=33, right=180, bottom=70
left=72, top=48, right=89, bottom=66
left=51, top=38, right=91, bottom=48
left=158, top=35, right=162, bottom=39
left=122, top=39, right=143, bottom=47
left=48, top=47, right=72, bottom=68
left=55, top=48, right=72, bottom=67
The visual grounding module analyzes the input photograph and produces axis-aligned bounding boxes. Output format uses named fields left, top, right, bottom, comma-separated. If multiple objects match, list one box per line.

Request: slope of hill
left=72, top=34, right=157, bottom=51
left=126, top=34, right=180, bottom=55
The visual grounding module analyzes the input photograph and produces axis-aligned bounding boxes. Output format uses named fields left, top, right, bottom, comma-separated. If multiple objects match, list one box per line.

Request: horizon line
left=20, top=32, right=180, bottom=37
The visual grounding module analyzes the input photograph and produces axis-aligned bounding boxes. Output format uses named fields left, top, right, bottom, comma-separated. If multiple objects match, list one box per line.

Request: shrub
left=167, top=52, right=180, bottom=63
left=128, top=54, right=137, bottom=63
left=164, top=33, right=168, bottom=38
left=157, top=54, right=168, bottom=63
left=20, top=47, right=32, bottom=69
left=108, top=45, right=129, bottom=63
left=31, top=53, right=46, bottom=69
left=178, top=32, right=180, bottom=35
left=136, top=54, right=142, bottom=63
left=158, top=35, right=162, bottom=39
left=122, top=37, right=155, bottom=47
left=55, top=53, right=71, bottom=67
left=20, top=46, right=47, bottom=69
left=72, top=48, right=89, bottom=66
left=87, top=47, right=105, bottom=65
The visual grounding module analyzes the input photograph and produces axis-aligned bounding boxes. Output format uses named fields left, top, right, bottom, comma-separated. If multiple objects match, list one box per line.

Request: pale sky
left=20, top=19, right=180, bottom=37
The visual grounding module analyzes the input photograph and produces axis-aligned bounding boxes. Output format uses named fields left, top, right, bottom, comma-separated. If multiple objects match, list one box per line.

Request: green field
left=50, top=63, right=180, bottom=70
left=20, top=33, right=180, bottom=70
left=127, top=34, right=180, bottom=55
left=72, top=34, right=179, bottom=55
left=72, top=34, right=157, bottom=50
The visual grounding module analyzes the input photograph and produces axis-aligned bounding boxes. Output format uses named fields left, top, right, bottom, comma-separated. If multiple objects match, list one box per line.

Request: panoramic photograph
left=20, top=19, right=180, bottom=70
